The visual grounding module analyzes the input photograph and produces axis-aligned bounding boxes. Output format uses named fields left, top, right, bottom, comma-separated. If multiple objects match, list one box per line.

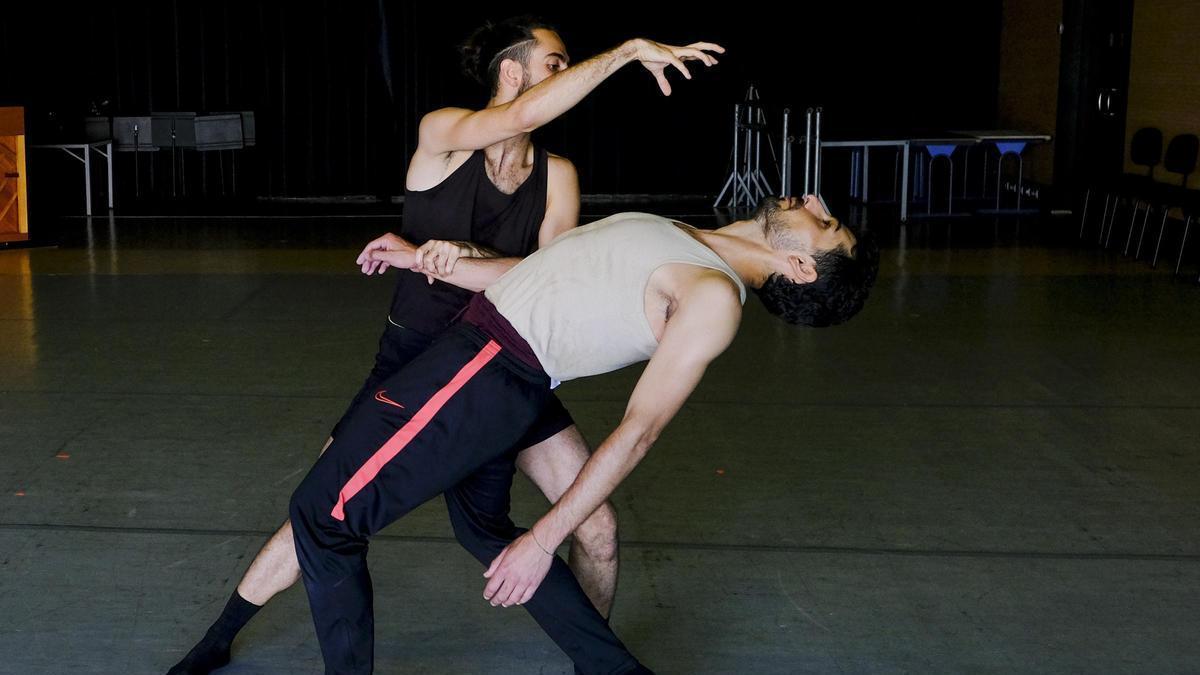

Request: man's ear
left=499, top=58, right=524, bottom=90
left=788, top=254, right=818, bottom=284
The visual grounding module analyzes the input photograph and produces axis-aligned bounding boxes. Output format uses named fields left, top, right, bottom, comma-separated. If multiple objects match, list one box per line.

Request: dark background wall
left=997, top=0, right=1063, bottom=185
left=1, top=1, right=1003, bottom=199
left=1124, top=0, right=1200, bottom=179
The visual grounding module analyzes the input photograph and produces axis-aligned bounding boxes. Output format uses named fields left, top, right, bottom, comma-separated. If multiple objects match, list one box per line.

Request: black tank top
left=392, top=146, right=549, bottom=335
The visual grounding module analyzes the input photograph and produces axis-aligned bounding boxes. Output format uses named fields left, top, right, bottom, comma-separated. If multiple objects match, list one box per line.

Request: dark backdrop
left=1, top=1, right=1003, bottom=199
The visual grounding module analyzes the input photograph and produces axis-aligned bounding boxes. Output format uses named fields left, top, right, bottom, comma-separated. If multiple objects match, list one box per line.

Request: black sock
left=208, top=590, right=261, bottom=643
left=166, top=591, right=261, bottom=675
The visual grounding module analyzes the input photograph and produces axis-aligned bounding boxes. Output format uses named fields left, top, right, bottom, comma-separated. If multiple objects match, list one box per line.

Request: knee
left=288, top=479, right=323, bottom=539
left=286, top=498, right=307, bottom=551
left=274, top=517, right=295, bottom=546
left=573, top=501, right=619, bottom=563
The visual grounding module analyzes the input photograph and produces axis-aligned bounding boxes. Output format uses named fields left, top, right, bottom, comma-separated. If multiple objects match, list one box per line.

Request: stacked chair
left=1081, top=127, right=1200, bottom=282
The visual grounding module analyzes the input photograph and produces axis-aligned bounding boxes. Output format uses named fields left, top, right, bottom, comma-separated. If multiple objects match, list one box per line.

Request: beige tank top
left=485, top=212, right=746, bottom=382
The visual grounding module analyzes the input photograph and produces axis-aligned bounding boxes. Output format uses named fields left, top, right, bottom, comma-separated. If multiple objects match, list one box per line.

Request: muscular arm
left=417, top=42, right=638, bottom=155
left=442, top=241, right=507, bottom=259
left=421, top=256, right=522, bottom=293
left=533, top=277, right=742, bottom=548
left=417, top=39, right=721, bottom=156
left=481, top=274, right=743, bottom=606
left=540, top=156, right=580, bottom=247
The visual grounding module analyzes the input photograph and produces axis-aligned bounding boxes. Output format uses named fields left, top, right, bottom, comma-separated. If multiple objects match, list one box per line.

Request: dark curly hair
left=753, top=229, right=880, bottom=327
left=459, top=16, right=558, bottom=96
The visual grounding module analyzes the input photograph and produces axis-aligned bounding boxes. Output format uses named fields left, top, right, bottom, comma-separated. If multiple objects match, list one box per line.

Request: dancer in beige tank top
left=350, top=195, right=879, bottom=632
left=278, top=194, right=877, bottom=673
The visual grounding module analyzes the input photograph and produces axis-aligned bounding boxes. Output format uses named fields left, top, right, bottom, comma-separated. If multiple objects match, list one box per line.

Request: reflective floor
left=1, top=205, right=1198, bottom=673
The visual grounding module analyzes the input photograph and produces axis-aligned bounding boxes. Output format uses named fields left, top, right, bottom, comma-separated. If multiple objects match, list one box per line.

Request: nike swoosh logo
left=374, top=390, right=405, bottom=409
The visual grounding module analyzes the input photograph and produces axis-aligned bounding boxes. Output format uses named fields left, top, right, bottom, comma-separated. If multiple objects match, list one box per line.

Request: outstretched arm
left=481, top=274, right=743, bottom=607
left=417, top=39, right=724, bottom=155
left=353, top=232, right=512, bottom=292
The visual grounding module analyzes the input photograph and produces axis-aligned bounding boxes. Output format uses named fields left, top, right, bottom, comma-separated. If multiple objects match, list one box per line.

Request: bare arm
left=539, top=156, right=580, bottom=247
left=437, top=241, right=506, bottom=259
left=532, top=277, right=741, bottom=549
left=417, top=45, right=630, bottom=155
left=481, top=274, right=743, bottom=607
left=417, top=39, right=723, bottom=155
left=419, top=256, right=521, bottom=293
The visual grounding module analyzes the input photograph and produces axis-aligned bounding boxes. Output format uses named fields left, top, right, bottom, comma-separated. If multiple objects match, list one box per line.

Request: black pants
left=290, top=324, right=645, bottom=674
left=332, top=319, right=575, bottom=452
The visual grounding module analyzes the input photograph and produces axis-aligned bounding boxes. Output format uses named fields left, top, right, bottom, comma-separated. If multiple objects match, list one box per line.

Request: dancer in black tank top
left=329, top=145, right=558, bottom=441
left=389, top=147, right=548, bottom=336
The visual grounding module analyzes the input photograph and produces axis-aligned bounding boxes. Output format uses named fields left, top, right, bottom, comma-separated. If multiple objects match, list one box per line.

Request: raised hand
left=630, top=39, right=725, bottom=96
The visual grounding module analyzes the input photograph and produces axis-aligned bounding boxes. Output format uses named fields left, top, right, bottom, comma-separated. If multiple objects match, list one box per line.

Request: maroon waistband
left=461, top=293, right=544, bottom=374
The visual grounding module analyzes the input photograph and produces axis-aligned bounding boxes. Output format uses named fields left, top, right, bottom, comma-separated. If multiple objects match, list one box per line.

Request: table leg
left=963, top=145, right=971, bottom=199
left=900, top=143, right=910, bottom=222
left=995, top=153, right=1003, bottom=211
left=863, top=147, right=870, bottom=203
left=948, top=159, right=954, bottom=215
left=927, top=155, right=933, bottom=216
left=106, top=142, right=114, bottom=209
left=848, top=149, right=858, bottom=200
left=84, top=145, right=93, bottom=217
left=893, top=149, right=899, bottom=202
left=1015, top=157, right=1024, bottom=211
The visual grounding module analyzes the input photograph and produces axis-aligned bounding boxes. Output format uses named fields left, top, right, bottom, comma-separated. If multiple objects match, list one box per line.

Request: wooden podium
left=0, top=107, right=29, bottom=243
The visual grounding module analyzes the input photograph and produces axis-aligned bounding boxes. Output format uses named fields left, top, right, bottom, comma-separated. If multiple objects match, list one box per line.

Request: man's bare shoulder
left=682, top=269, right=742, bottom=311
left=547, top=153, right=578, bottom=178
left=656, top=268, right=741, bottom=360
left=662, top=267, right=742, bottom=331
left=415, top=107, right=475, bottom=153
left=420, top=106, right=473, bottom=126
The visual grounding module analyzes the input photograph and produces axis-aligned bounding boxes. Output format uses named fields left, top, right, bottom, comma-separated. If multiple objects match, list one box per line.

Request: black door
left=1054, top=0, right=1136, bottom=199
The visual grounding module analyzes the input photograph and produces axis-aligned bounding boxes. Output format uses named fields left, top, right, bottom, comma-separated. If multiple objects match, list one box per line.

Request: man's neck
left=483, top=134, right=533, bottom=163
left=687, top=219, right=778, bottom=288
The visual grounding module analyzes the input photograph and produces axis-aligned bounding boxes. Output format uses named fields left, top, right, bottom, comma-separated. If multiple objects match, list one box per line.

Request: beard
left=753, top=195, right=779, bottom=223
left=755, top=196, right=806, bottom=251
left=755, top=197, right=787, bottom=242
left=516, top=67, right=533, bottom=95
